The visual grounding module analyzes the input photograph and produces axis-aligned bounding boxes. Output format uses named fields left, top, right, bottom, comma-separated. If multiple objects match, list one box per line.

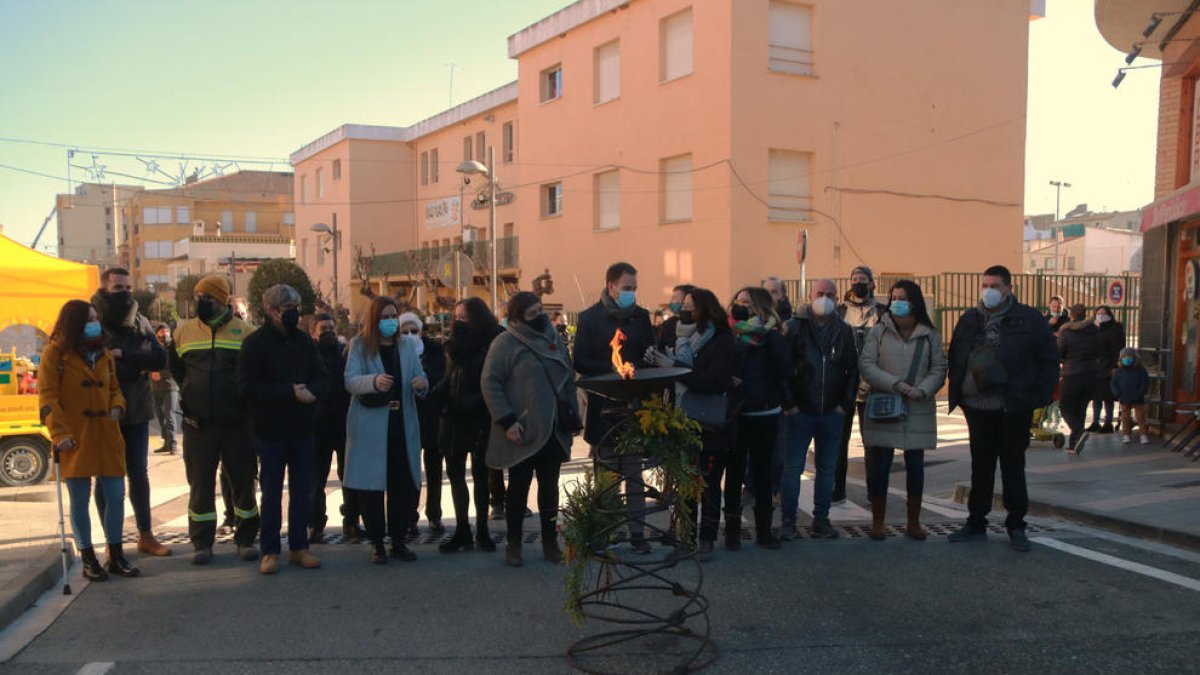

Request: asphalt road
left=2, top=520, right=1199, bottom=674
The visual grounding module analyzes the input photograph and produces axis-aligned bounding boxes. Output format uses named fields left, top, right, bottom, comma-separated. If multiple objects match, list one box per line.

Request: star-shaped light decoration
left=138, top=158, right=160, bottom=176
left=86, top=155, right=107, bottom=182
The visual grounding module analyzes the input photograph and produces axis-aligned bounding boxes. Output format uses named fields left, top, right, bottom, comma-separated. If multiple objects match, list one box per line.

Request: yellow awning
left=0, top=232, right=99, bottom=335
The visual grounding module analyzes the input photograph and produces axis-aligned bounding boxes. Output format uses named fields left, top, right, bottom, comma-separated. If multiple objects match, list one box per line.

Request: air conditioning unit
left=193, top=221, right=206, bottom=236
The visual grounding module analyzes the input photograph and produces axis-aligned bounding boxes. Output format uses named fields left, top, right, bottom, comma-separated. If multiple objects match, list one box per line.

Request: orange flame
left=610, top=329, right=636, bottom=380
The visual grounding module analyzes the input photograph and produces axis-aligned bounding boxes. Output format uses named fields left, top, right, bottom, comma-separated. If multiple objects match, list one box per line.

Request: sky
left=0, top=0, right=1161, bottom=250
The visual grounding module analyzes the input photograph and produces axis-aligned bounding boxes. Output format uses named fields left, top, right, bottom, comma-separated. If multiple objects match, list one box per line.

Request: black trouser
left=220, top=466, right=235, bottom=524
left=505, top=437, right=563, bottom=544
left=412, top=434, right=443, bottom=526
left=489, top=469, right=507, bottom=508
left=1060, top=374, right=1100, bottom=449
left=1091, top=399, right=1115, bottom=427
left=311, top=436, right=358, bottom=530
left=725, top=415, right=780, bottom=522
left=445, top=419, right=491, bottom=532
left=688, top=428, right=731, bottom=543
left=350, top=489, right=386, bottom=550
left=962, top=407, right=1033, bottom=531
left=834, top=402, right=865, bottom=500
left=865, top=448, right=925, bottom=499
left=183, top=420, right=259, bottom=549
left=383, top=410, right=418, bottom=544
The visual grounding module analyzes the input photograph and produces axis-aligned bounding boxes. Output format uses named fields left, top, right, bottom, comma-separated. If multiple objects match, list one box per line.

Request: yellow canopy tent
left=0, top=231, right=99, bottom=336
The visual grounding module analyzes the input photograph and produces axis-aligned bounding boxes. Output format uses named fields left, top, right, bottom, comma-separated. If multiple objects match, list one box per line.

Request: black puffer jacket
left=92, top=290, right=167, bottom=425
left=1058, top=319, right=1105, bottom=378
left=236, top=323, right=329, bottom=442
left=314, top=339, right=351, bottom=448
left=783, top=309, right=859, bottom=416
left=416, top=336, right=447, bottom=450
left=732, top=330, right=794, bottom=414
left=436, top=325, right=501, bottom=457
left=947, top=301, right=1060, bottom=413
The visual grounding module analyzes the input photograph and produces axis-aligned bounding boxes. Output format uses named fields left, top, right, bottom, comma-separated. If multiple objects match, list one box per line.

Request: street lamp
left=311, top=221, right=340, bottom=306
left=456, top=152, right=498, bottom=312
left=1049, top=180, right=1071, bottom=274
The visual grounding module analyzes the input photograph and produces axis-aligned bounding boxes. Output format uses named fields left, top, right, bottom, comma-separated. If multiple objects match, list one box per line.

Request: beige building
left=55, top=183, right=144, bottom=267
left=293, top=0, right=1044, bottom=315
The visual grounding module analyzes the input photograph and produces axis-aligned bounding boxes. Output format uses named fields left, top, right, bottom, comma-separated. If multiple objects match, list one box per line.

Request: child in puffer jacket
left=1110, top=347, right=1150, bottom=445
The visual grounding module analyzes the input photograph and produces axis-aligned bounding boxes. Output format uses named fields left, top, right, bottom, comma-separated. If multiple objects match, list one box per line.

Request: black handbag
left=865, top=335, right=927, bottom=423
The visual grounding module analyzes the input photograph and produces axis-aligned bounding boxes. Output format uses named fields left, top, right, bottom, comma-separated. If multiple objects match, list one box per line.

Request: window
left=767, top=150, right=813, bottom=222
left=105, top=206, right=111, bottom=215
left=594, top=40, right=620, bottom=104
left=301, top=175, right=308, bottom=203
left=542, top=182, right=563, bottom=217
left=541, top=64, right=563, bottom=102
left=1045, top=257, right=1057, bottom=270
left=1067, top=256, right=1076, bottom=271
left=595, top=170, right=620, bottom=230
left=430, top=149, right=439, bottom=183
left=661, top=154, right=692, bottom=223
left=316, top=168, right=324, bottom=199
left=476, top=132, right=486, bottom=162
left=332, top=159, right=342, bottom=181
left=245, top=211, right=257, bottom=233
left=221, top=210, right=234, bottom=232
left=143, top=241, right=173, bottom=259
left=282, top=212, right=295, bottom=226
left=463, top=136, right=473, bottom=162
left=502, top=122, right=516, bottom=163
left=420, top=152, right=429, bottom=185
left=768, top=2, right=814, bottom=75
left=660, top=8, right=693, bottom=82
left=142, top=206, right=171, bottom=224
left=176, top=206, right=190, bottom=223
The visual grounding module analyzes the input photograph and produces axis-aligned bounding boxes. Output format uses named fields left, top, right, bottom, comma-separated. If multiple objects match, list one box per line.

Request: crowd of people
left=42, top=259, right=1146, bottom=582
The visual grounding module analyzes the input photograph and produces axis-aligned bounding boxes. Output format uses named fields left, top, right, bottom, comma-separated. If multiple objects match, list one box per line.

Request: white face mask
left=406, top=333, right=425, bottom=356
left=981, top=287, right=1004, bottom=310
left=810, top=296, right=836, bottom=317
left=1095, top=314, right=1112, bottom=325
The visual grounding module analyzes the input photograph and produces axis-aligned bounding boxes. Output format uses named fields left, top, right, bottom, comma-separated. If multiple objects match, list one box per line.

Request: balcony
left=371, top=237, right=518, bottom=278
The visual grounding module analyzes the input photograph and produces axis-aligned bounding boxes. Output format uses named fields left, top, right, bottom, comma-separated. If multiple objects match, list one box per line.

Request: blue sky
left=0, top=0, right=1160, bottom=249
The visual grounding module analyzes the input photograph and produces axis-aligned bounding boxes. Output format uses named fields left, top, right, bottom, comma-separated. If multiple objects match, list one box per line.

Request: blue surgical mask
left=1121, top=356, right=1135, bottom=367
left=616, top=290, right=636, bottom=309
left=669, top=302, right=682, bottom=314
left=378, top=318, right=399, bottom=338
left=83, top=320, right=102, bottom=340
left=890, top=300, right=911, bottom=318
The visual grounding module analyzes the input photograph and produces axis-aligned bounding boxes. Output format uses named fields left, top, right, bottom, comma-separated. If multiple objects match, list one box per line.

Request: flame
left=610, top=329, right=636, bottom=380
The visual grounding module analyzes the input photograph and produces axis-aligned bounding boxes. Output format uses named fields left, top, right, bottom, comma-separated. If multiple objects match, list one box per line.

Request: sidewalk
left=0, top=485, right=66, bottom=630
left=954, top=432, right=1200, bottom=551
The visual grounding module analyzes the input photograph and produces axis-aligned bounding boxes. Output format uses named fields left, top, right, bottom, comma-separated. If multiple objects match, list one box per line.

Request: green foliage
left=617, top=397, right=705, bottom=545
left=247, top=259, right=316, bottom=322
left=560, top=468, right=624, bottom=626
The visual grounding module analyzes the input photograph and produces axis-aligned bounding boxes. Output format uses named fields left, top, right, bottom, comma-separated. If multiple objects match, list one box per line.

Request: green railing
left=370, top=237, right=519, bottom=278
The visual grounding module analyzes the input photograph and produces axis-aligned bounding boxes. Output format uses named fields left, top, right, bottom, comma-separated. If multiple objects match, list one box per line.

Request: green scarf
left=600, top=290, right=634, bottom=322
left=732, top=315, right=777, bottom=346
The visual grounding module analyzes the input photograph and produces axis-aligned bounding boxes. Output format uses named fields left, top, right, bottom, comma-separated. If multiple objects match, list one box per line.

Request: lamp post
left=1049, top=180, right=1071, bottom=274
left=456, top=153, right=499, bottom=312
left=311, top=221, right=340, bottom=306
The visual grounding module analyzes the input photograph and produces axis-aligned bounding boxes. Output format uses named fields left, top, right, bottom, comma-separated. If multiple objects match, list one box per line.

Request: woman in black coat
left=1089, top=305, right=1125, bottom=433
left=436, top=299, right=503, bottom=553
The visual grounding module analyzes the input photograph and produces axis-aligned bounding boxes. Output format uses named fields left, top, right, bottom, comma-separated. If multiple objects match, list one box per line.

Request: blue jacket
left=343, top=337, right=425, bottom=492
left=1110, top=365, right=1149, bottom=405
left=947, top=301, right=1060, bottom=413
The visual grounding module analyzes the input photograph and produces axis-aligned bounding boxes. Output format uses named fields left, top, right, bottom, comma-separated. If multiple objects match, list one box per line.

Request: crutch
left=52, top=445, right=72, bottom=595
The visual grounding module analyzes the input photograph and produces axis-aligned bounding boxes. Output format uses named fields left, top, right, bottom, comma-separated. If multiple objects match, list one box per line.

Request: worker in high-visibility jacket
left=170, top=274, right=260, bottom=565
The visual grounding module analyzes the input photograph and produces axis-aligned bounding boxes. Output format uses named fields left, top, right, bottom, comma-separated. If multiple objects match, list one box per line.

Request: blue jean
left=69, top=476, right=125, bottom=549
left=256, top=436, right=315, bottom=555
left=780, top=409, right=845, bottom=523
left=95, top=422, right=151, bottom=533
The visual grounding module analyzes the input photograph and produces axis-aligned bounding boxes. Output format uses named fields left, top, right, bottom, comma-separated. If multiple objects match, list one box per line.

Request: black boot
left=475, top=521, right=496, bottom=552
left=724, top=513, right=742, bottom=551
left=542, top=522, right=563, bottom=563
left=105, top=544, right=140, bottom=578
left=370, top=540, right=388, bottom=564
left=80, top=547, right=108, bottom=582
left=438, top=525, right=474, bottom=553
left=755, top=509, right=780, bottom=550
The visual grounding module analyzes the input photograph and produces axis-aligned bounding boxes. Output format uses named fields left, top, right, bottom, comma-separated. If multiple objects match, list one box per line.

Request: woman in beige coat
left=858, top=280, right=947, bottom=541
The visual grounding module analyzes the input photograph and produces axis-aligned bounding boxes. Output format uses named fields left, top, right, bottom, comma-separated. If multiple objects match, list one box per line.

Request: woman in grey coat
left=858, top=280, right=947, bottom=541
left=343, top=296, right=428, bottom=564
left=482, top=292, right=580, bottom=568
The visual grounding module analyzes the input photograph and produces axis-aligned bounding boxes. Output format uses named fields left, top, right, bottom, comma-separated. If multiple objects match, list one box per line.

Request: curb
left=953, top=483, right=1200, bottom=553
left=0, top=544, right=70, bottom=631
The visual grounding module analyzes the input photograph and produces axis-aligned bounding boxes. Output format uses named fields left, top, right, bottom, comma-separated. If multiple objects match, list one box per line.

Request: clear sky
left=0, top=0, right=1161, bottom=249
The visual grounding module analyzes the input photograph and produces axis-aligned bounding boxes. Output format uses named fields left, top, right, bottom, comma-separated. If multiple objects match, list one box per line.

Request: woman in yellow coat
left=40, top=300, right=138, bottom=581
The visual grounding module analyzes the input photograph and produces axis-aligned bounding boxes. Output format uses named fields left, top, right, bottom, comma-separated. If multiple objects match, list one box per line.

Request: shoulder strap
left=520, top=344, right=567, bottom=398
left=903, top=336, right=927, bottom=385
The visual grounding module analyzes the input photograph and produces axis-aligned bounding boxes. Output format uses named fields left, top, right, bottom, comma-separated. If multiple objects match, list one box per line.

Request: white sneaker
left=1121, top=435, right=1131, bottom=444
left=1140, top=435, right=1151, bottom=445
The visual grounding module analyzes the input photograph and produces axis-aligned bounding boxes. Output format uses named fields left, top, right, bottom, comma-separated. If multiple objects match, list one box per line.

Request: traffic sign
left=1107, top=280, right=1125, bottom=305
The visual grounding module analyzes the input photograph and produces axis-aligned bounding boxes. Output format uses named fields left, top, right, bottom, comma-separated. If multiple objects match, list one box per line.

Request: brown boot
left=137, top=531, right=172, bottom=557
left=259, top=554, right=279, bottom=575
left=869, top=498, right=887, bottom=540
left=288, top=549, right=321, bottom=569
left=906, top=496, right=927, bottom=541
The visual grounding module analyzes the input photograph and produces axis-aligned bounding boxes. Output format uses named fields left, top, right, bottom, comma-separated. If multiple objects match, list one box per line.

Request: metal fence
left=784, top=273, right=1141, bottom=347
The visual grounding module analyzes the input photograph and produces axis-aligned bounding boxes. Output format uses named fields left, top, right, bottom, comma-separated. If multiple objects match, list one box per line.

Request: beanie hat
left=195, top=275, right=231, bottom=306
left=398, top=312, right=423, bottom=330
left=851, top=265, right=875, bottom=287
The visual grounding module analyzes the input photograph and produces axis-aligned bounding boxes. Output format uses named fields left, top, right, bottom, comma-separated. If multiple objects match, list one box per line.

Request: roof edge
left=508, top=0, right=630, bottom=58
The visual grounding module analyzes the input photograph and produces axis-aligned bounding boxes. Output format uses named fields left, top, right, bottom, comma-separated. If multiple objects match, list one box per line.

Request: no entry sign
left=1108, top=280, right=1125, bottom=305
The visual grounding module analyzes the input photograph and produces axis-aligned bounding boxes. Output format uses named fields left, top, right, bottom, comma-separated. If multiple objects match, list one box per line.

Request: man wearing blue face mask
left=947, top=265, right=1059, bottom=553
left=574, top=262, right=656, bottom=553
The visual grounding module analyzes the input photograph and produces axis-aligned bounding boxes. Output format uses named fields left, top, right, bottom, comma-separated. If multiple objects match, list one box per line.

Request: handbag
left=524, top=347, right=584, bottom=436
left=678, top=388, right=729, bottom=432
left=865, top=335, right=926, bottom=423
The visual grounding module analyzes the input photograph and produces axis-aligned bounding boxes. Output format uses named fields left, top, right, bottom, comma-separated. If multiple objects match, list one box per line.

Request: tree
left=175, top=274, right=201, bottom=318
left=247, top=259, right=316, bottom=322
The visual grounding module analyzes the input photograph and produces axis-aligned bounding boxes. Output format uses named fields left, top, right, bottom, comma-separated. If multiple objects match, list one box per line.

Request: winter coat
left=236, top=323, right=329, bottom=442
left=483, top=322, right=579, bottom=469
left=673, top=331, right=736, bottom=430
left=313, top=340, right=351, bottom=449
left=435, top=326, right=500, bottom=459
left=38, top=343, right=126, bottom=479
left=91, top=291, right=167, bottom=425
left=1110, top=364, right=1150, bottom=405
left=1096, top=322, right=1126, bottom=400
left=1057, top=319, right=1105, bottom=378
left=838, top=297, right=886, bottom=401
left=573, top=301, right=654, bottom=446
left=947, top=301, right=1060, bottom=413
left=859, top=316, right=948, bottom=451
left=783, top=308, right=860, bottom=416
left=732, top=330, right=794, bottom=414
left=343, top=337, right=426, bottom=492
left=170, top=315, right=256, bottom=425
left=1045, top=309, right=1070, bottom=335
left=416, top=336, right=446, bottom=451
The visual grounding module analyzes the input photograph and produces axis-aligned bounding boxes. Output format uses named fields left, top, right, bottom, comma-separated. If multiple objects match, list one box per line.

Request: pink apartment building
left=292, top=0, right=1043, bottom=316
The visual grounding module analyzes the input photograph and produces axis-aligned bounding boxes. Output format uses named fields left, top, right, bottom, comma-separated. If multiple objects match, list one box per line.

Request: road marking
left=1032, top=537, right=1200, bottom=593
left=76, top=663, right=114, bottom=675
left=1057, top=524, right=1200, bottom=565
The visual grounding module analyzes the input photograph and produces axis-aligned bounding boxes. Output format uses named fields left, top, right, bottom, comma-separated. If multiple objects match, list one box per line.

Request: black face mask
left=851, top=282, right=871, bottom=300
left=526, top=314, right=550, bottom=332
left=452, top=320, right=470, bottom=334
left=197, top=298, right=222, bottom=324
left=318, top=332, right=339, bottom=351
left=731, top=305, right=751, bottom=322
left=281, top=308, right=300, bottom=330
left=678, top=310, right=695, bottom=325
